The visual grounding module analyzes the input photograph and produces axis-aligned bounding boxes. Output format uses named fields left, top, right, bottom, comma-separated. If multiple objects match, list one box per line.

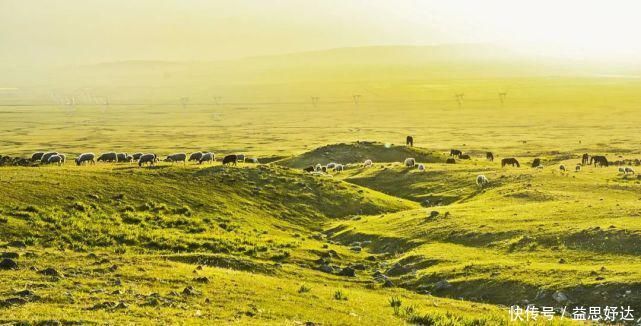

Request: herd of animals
left=26, top=151, right=257, bottom=167
left=3, top=136, right=639, bottom=188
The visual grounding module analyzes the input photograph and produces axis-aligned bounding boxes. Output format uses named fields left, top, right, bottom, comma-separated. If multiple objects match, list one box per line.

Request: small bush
left=389, top=296, right=402, bottom=315
left=333, top=290, right=347, bottom=301
left=298, top=285, right=311, bottom=293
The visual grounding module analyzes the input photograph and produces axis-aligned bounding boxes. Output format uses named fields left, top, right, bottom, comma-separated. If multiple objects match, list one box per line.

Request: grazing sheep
left=635, top=159, right=641, bottom=166
left=222, top=154, right=237, bottom=166
left=132, top=152, right=144, bottom=160
left=188, top=152, right=203, bottom=162
left=41, top=152, right=58, bottom=163
left=326, top=162, right=337, bottom=169
left=236, top=154, right=245, bottom=162
left=625, top=167, right=635, bottom=174
left=138, top=153, right=156, bottom=167
left=531, top=158, right=542, bottom=168
left=75, top=153, right=96, bottom=166
left=450, top=149, right=462, bottom=157
left=246, top=157, right=259, bottom=163
left=334, top=164, right=344, bottom=172
left=31, top=152, right=45, bottom=161
left=446, top=158, right=456, bottom=164
left=97, top=152, right=118, bottom=163
left=404, top=158, right=416, bottom=167
left=125, top=155, right=133, bottom=163
left=303, top=166, right=315, bottom=173
left=116, top=153, right=128, bottom=162
left=501, top=158, right=520, bottom=167
left=618, top=167, right=626, bottom=174
left=590, top=155, right=608, bottom=167
left=364, top=159, right=372, bottom=167
left=486, top=152, right=494, bottom=161
left=321, top=166, right=327, bottom=172
left=315, top=163, right=322, bottom=172
left=47, top=155, right=64, bottom=166
left=199, top=152, right=214, bottom=164
left=559, top=164, right=566, bottom=172
left=417, top=164, right=425, bottom=171
left=476, top=175, right=489, bottom=188
left=575, top=165, right=581, bottom=172
left=458, top=154, right=471, bottom=160
left=406, top=135, right=414, bottom=147
left=165, top=153, right=187, bottom=164
left=582, top=153, right=590, bottom=165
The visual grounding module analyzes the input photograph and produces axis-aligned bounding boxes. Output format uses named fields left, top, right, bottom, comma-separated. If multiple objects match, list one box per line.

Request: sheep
left=559, top=164, right=566, bottom=172
left=97, top=152, right=118, bottom=163
left=486, top=152, right=494, bottom=161
left=618, top=167, right=626, bottom=174
left=315, top=163, right=322, bottom=172
left=450, top=149, right=462, bottom=156
left=116, top=153, right=128, bottom=162
left=31, top=152, right=45, bottom=161
left=246, top=158, right=259, bottom=163
left=188, top=152, right=203, bottom=162
left=75, top=153, right=96, bottom=166
left=575, top=165, right=581, bottom=172
left=531, top=158, right=542, bottom=168
left=125, top=155, right=133, bottom=163
left=222, top=154, right=237, bottom=166
left=138, top=153, right=156, bottom=167
left=364, top=159, right=373, bottom=167
left=334, top=164, right=344, bottom=172
left=199, top=152, right=214, bottom=164
left=476, top=175, right=489, bottom=188
left=404, top=158, right=416, bottom=167
left=165, top=153, right=187, bottom=164
left=41, top=152, right=58, bottom=163
left=445, top=158, right=456, bottom=164
left=326, top=162, right=337, bottom=169
left=47, top=154, right=64, bottom=166
left=132, top=152, right=144, bottom=160
left=303, top=166, right=315, bottom=172
left=417, top=164, right=425, bottom=171
left=458, top=154, right=471, bottom=160
left=625, top=167, right=635, bottom=175
left=236, top=154, right=245, bottom=162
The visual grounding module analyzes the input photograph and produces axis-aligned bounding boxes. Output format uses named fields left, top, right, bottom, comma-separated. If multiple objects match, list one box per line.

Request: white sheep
left=199, top=152, right=214, bottom=164
left=47, top=154, right=64, bottom=166
left=417, top=164, right=425, bottom=171
left=618, top=167, right=626, bottom=174
left=315, top=163, right=322, bottom=172
left=363, top=159, right=372, bottom=167
left=75, top=153, right=96, bottom=166
left=404, top=157, right=416, bottom=167
left=334, top=164, right=344, bottom=172
left=476, top=175, right=489, bottom=188
left=326, top=162, right=337, bottom=169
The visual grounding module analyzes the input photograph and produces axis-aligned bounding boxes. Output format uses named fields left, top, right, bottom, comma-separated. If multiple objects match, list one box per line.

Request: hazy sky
left=2, top=0, right=641, bottom=67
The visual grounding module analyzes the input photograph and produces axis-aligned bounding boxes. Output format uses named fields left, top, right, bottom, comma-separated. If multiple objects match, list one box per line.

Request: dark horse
left=450, top=149, right=462, bottom=156
left=406, top=136, right=414, bottom=147
left=486, top=152, right=494, bottom=161
left=531, top=158, right=541, bottom=168
left=590, top=155, right=608, bottom=167
left=222, top=154, right=238, bottom=166
left=581, top=153, right=590, bottom=165
left=502, top=158, right=520, bottom=167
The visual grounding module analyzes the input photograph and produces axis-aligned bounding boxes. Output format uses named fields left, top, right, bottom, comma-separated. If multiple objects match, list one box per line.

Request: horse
left=406, top=136, right=414, bottom=147
left=502, top=158, right=520, bottom=167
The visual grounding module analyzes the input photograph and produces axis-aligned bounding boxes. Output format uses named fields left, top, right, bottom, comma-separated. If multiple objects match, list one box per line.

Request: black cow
left=222, top=154, right=238, bottom=166
left=406, top=136, right=414, bottom=147
left=486, top=152, right=494, bottom=161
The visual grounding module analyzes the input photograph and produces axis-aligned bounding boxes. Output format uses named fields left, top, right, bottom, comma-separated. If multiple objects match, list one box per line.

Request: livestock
left=625, top=167, right=635, bottom=174
left=575, top=165, right=581, bottom=172
left=41, top=152, right=58, bottom=163
left=417, top=164, right=425, bottom=171
left=486, top=152, right=494, bottom=161
left=590, top=155, right=608, bottom=167
left=501, top=158, right=520, bottom=167
left=531, top=158, right=541, bottom=168
left=188, top=152, right=203, bottom=162
left=446, top=158, right=456, bottom=164
left=404, top=158, right=416, bottom=167
left=165, top=153, right=187, bottom=164
left=315, top=163, right=322, bottom=172
left=303, top=166, right=315, bottom=173
left=406, top=136, right=414, bottom=147
left=618, top=167, right=626, bottom=174
left=458, top=154, right=471, bottom=160
left=75, top=153, right=96, bottom=166
left=138, top=154, right=156, bottom=167
left=326, top=163, right=337, bottom=169
left=236, top=154, right=245, bottom=162
left=246, top=158, right=259, bottom=163
left=97, top=152, right=118, bottom=163
left=450, top=149, right=462, bottom=157
left=132, top=153, right=143, bottom=160
left=47, top=155, right=64, bottom=166
left=334, top=164, right=344, bottom=172
left=364, top=159, right=372, bottom=167
left=116, top=153, right=128, bottom=162
left=476, top=175, right=489, bottom=188
left=222, top=154, right=238, bottom=166
left=31, top=152, right=44, bottom=161
left=125, top=155, right=133, bottom=163
left=199, top=152, right=214, bottom=164
left=559, top=164, right=566, bottom=172
left=581, top=153, right=590, bottom=165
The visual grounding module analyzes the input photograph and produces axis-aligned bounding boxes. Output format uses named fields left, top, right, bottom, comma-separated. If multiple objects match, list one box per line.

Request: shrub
left=298, top=285, right=311, bottom=293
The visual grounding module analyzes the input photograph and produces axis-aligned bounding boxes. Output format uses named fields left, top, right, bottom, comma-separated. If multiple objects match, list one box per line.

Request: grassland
left=2, top=48, right=641, bottom=324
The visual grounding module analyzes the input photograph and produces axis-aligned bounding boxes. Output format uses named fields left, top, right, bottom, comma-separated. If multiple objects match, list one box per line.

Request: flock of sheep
left=29, top=151, right=257, bottom=167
